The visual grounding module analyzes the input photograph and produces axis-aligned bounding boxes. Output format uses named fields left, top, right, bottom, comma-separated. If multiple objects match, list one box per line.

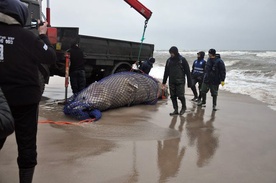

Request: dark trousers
left=191, top=77, right=203, bottom=99
left=201, top=83, right=219, bottom=96
left=169, top=83, right=186, bottom=110
left=0, top=138, right=5, bottom=149
left=0, top=103, right=38, bottom=169
left=70, top=70, right=86, bottom=94
left=200, top=83, right=219, bottom=107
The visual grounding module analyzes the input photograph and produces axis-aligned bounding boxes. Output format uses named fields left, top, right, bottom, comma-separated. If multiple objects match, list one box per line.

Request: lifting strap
left=137, top=19, right=148, bottom=64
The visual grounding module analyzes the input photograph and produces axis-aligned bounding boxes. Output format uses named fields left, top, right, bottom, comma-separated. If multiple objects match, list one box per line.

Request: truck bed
left=54, top=27, right=154, bottom=63
left=52, top=27, right=155, bottom=83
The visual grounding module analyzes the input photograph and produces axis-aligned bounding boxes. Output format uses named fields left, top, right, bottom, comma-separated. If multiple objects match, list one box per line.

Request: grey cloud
left=43, top=0, right=276, bottom=50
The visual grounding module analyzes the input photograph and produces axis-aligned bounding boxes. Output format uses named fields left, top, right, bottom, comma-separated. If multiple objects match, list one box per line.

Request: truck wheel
left=114, top=67, right=130, bottom=73
left=38, top=71, right=45, bottom=95
left=112, top=62, right=132, bottom=74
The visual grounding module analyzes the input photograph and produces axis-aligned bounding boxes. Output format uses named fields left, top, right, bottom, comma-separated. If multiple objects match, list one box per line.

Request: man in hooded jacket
left=0, top=0, right=56, bottom=182
left=190, top=51, right=206, bottom=102
left=139, top=57, right=155, bottom=74
left=162, top=46, right=192, bottom=115
left=197, top=49, right=226, bottom=111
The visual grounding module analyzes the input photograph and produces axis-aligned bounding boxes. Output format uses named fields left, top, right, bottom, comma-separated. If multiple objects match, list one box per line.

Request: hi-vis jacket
left=191, top=59, right=206, bottom=78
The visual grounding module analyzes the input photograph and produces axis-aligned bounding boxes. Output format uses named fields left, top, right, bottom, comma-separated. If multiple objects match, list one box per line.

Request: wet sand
left=1, top=77, right=276, bottom=183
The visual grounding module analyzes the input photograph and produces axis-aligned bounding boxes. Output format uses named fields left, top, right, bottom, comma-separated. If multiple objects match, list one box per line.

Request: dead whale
left=64, top=72, right=165, bottom=120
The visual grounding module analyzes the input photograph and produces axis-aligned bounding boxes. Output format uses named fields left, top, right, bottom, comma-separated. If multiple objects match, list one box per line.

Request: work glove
left=221, top=81, right=225, bottom=86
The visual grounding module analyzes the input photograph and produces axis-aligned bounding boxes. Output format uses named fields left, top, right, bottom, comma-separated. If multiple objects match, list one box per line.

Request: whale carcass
left=64, top=72, right=165, bottom=120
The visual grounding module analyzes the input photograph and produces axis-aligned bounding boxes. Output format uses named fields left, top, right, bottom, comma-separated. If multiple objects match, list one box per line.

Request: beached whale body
left=64, top=72, right=161, bottom=120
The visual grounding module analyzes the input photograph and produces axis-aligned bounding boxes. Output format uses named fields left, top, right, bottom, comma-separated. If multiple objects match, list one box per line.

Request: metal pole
left=46, top=0, right=50, bottom=25
left=65, top=53, right=70, bottom=103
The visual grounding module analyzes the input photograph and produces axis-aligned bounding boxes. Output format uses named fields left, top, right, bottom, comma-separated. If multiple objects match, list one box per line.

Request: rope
left=130, top=68, right=146, bottom=74
left=137, top=20, right=148, bottom=64
left=38, top=118, right=96, bottom=126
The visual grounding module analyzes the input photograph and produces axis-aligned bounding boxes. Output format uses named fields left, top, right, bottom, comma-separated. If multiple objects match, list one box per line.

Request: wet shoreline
left=1, top=77, right=276, bottom=182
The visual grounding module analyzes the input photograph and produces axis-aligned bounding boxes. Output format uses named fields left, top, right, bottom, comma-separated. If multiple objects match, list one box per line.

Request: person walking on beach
left=190, top=51, right=206, bottom=102
left=162, top=46, right=192, bottom=115
left=197, top=49, right=226, bottom=111
left=0, top=0, right=56, bottom=182
left=68, top=42, right=86, bottom=95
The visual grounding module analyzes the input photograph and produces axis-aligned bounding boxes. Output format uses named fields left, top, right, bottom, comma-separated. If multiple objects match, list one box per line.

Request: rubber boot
left=170, top=99, right=178, bottom=115
left=198, top=93, right=206, bottom=107
left=19, top=167, right=35, bottom=183
left=0, top=137, right=6, bottom=150
left=196, top=96, right=201, bottom=103
left=198, top=84, right=202, bottom=101
left=179, top=97, right=187, bottom=115
left=212, top=96, right=217, bottom=111
left=191, top=86, right=198, bottom=101
left=197, top=91, right=202, bottom=102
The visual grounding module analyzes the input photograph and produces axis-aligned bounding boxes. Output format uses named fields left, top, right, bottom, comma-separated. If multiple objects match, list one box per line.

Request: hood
left=169, top=46, right=179, bottom=57
left=0, top=0, right=28, bottom=26
left=197, top=51, right=205, bottom=60
left=148, top=57, right=155, bottom=64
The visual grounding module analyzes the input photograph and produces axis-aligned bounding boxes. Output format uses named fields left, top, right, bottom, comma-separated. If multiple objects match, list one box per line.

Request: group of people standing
left=162, top=46, right=226, bottom=116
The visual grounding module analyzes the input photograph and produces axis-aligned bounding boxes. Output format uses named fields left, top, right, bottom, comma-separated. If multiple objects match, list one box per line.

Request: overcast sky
left=42, top=0, right=275, bottom=51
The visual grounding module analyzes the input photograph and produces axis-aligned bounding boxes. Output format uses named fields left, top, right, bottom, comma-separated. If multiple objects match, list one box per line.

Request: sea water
left=150, top=50, right=276, bottom=111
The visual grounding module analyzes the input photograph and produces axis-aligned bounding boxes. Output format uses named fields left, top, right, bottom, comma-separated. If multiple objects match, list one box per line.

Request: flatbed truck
left=21, top=0, right=154, bottom=91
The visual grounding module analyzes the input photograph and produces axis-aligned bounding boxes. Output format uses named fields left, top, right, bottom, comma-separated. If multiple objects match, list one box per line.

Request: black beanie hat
left=0, top=0, right=28, bottom=26
left=208, top=48, right=216, bottom=56
left=169, top=46, right=179, bottom=55
left=148, top=57, right=155, bottom=64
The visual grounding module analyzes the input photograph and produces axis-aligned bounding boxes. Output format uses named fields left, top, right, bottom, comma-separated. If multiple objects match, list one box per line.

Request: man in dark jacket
left=198, top=49, right=226, bottom=111
left=0, top=88, right=14, bottom=144
left=68, top=42, right=86, bottom=94
left=0, top=0, right=56, bottom=182
left=190, top=51, right=206, bottom=102
left=139, top=57, right=155, bottom=74
left=162, top=46, right=192, bottom=115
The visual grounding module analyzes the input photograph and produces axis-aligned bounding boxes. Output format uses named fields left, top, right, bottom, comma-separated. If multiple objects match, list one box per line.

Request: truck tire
left=38, top=71, right=45, bottom=95
left=114, top=67, right=129, bottom=73
left=112, top=62, right=132, bottom=74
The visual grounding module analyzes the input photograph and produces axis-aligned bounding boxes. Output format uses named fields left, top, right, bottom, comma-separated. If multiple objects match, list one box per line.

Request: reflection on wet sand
left=158, top=116, right=186, bottom=183
left=39, top=123, right=118, bottom=164
left=39, top=95, right=219, bottom=181
left=186, top=106, right=219, bottom=167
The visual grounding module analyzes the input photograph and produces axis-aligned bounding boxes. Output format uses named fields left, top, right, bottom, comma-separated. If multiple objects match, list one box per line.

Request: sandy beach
left=1, top=80, right=276, bottom=183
